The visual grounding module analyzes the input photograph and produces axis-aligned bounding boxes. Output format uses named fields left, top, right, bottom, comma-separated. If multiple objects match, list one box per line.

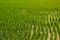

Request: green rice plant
left=0, top=7, right=60, bottom=40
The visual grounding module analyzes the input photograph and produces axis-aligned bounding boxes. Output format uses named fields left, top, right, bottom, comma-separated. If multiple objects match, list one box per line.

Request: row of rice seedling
left=0, top=7, right=60, bottom=40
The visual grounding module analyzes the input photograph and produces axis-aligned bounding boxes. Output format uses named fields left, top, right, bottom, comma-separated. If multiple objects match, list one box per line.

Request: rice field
left=0, top=7, right=60, bottom=40
left=0, top=0, right=60, bottom=40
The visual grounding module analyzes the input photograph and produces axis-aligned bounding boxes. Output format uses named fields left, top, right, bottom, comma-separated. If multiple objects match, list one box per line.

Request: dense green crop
left=0, top=0, right=60, bottom=40
left=0, top=7, right=60, bottom=40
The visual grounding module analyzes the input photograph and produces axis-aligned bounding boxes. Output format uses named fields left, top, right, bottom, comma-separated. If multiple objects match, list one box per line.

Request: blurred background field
left=0, top=0, right=60, bottom=8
